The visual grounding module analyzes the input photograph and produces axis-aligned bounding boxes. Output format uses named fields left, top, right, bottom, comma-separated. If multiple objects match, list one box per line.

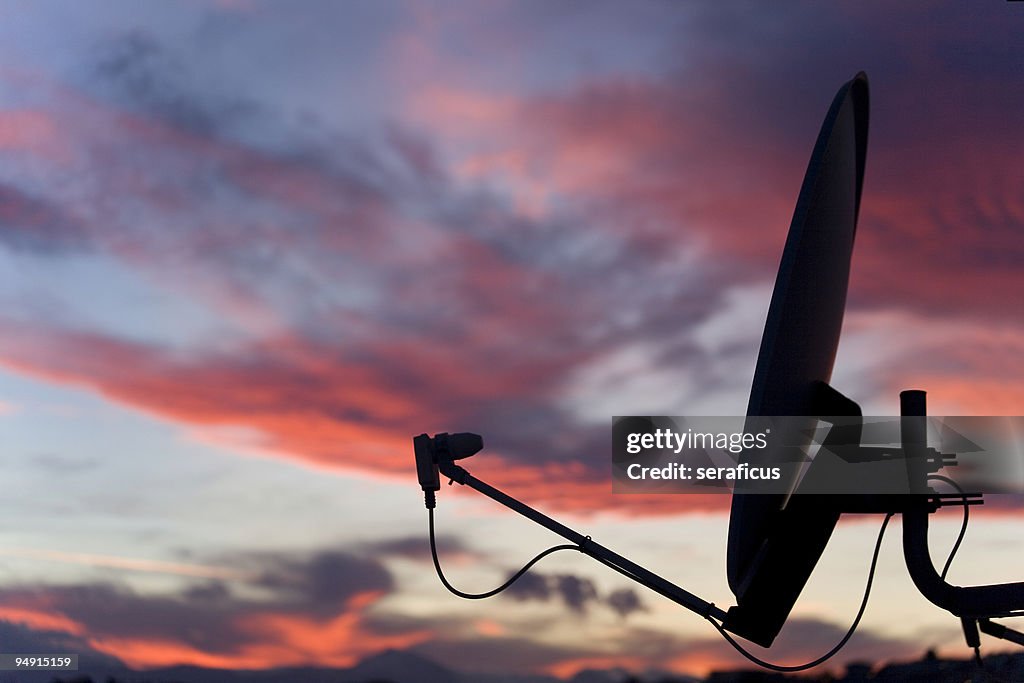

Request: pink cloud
left=0, top=109, right=70, bottom=163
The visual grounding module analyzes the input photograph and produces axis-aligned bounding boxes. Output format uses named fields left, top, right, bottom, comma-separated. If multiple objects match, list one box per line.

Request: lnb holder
left=414, top=432, right=484, bottom=507
left=412, top=430, right=729, bottom=623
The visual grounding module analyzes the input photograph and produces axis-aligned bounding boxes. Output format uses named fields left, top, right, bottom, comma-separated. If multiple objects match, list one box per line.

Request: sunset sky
left=1, top=1, right=1023, bottom=678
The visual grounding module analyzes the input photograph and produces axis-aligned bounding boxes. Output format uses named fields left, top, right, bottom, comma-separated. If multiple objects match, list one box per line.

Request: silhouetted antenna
left=413, top=72, right=1024, bottom=670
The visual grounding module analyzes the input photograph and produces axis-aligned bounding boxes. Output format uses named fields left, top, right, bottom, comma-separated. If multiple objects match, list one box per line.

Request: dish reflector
left=724, top=72, right=869, bottom=646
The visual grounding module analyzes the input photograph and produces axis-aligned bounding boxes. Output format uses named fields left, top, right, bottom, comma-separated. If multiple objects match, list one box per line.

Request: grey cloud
left=0, top=547, right=394, bottom=654
left=555, top=574, right=599, bottom=613
left=0, top=184, right=89, bottom=255
left=253, top=548, right=393, bottom=616
left=0, top=619, right=122, bottom=669
left=93, top=30, right=259, bottom=137
left=505, top=573, right=646, bottom=616
left=369, top=534, right=470, bottom=563
left=412, top=635, right=595, bottom=673
left=504, top=571, right=554, bottom=603
left=606, top=588, right=646, bottom=618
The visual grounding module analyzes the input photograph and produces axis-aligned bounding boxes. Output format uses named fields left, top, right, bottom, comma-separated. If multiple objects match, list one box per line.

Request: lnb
left=414, top=432, right=484, bottom=500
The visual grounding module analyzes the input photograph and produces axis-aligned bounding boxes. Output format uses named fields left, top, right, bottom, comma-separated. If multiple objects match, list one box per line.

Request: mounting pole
left=901, top=390, right=1024, bottom=617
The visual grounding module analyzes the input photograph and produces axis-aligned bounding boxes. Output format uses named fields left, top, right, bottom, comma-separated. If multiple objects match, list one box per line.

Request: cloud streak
left=0, top=3, right=1023, bottom=677
left=0, top=547, right=254, bottom=580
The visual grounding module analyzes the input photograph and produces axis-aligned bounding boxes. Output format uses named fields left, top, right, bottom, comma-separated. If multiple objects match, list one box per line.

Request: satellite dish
left=416, top=70, right=1024, bottom=664
left=724, top=72, right=869, bottom=647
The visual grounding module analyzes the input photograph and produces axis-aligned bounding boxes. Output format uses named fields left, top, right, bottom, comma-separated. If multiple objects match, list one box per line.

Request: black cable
left=428, top=495, right=890, bottom=672
left=428, top=507, right=581, bottom=599
left=927, top=474, right=969, bottom=581
left=927, top=476, right=1016, bottom=680
left=703, top=512, right=894, bottom=673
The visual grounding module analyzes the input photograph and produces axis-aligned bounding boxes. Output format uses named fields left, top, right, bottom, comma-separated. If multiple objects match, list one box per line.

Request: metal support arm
left=438, top=459, right=729, bottom=623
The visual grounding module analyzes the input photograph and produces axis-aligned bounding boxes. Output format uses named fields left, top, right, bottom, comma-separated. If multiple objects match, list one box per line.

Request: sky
left=0, top=0, right=1023, bottom=678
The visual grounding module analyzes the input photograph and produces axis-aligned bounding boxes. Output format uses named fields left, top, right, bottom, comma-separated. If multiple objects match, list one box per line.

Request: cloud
left=0, top=184, right=87, bottom=254
left=0, top=547, right=251, bottom=580
left=0, top=108, right=71, bottom=162
left=0, top=314, right=732, bottom=517
left=504, top=572, right=646, bottom=617
left=92, top=31, right=260, bottom=138
left=0, top=619, right=123, bottom=670
left=412, top=634, right=602, bottom=675
left=551, top=575, right=599, bottom=613
left=396, top=614, right=925, bottom=679
left=369, top=534, right=472, bottom=563
left=404, top=2, right=1024, bottom=332
left=0, top=3, right=1021, bottom=533
left=503, top=570, right=552, bottom=603
left=252, top=549, right=393, bottom=618
left=835, top=310, right=1024, bottom=414
left=0, top=536, right=938, bottom=680
left=28, top=451, right=98, bottom=473
left=0, top=37, right=747, bottom=513
left=606, top=588, right=646, bottom=618
left=0, top=546, right=420, bottom=670
left=660, top=616, right=928, bottom=678
left=416, top=69, right=1024, bottom=327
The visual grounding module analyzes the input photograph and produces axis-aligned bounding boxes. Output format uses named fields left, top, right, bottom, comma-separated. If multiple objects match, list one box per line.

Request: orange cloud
left=0, top=584, right=425, bottom=672
left=0, top=320, right=731, bottom=518
left=544, top=654, right=647, bottom=679
left=0, top=606, right=86, bottom=636
left=91, top=594, right=430, bottom=671
left=474, top=618, right=505, bottom=637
